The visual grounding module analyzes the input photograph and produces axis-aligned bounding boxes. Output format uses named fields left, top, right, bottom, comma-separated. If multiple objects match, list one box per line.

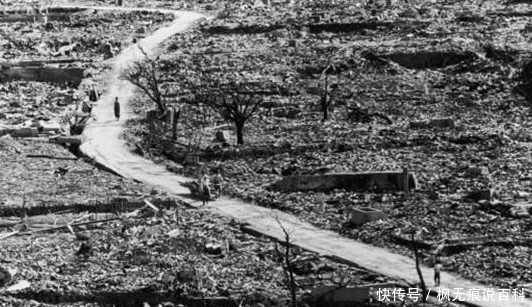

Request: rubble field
left=0, top=8, right=172, bottom=61
left=1, top=204, right=406, bottom=307
left=0, top=6, right=175, bottom=144
left=0, top=2, right=450, bottom=307
left=0, top=137, right=154, bottom=207
left=123, top=0, right=532, bottom=296
left=0, top=139, right=420, bottom=307
left=0, top=5, right=179, bottom=210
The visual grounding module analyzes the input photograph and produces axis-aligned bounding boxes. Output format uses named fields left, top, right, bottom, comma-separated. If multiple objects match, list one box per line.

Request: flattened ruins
left=0, top=0, right=531, bottom=307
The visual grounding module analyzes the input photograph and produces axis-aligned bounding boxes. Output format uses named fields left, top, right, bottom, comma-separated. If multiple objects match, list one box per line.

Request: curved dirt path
left=78, top=7, right=531, bottom=307
left=80, top=9, right=202, bottom=189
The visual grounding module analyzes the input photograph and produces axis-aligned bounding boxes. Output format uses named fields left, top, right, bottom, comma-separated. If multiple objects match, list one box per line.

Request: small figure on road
left=89, top=85, right=99, bottom=102
left=114, top=97, right=120, bottom=121
left=212, top=168, right=224, bottom=198
left=434, top=259, right=442, bottom=287
left=82, top=99, right=93, bottom=114
left=199, top=172, right=211, bottom=206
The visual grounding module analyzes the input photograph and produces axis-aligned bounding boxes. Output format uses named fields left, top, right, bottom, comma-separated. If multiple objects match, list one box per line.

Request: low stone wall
left=163, top=141, right=356, bottom=163
left=270, top=172, right=417, bottom=193
left=0, top=127, right=38, bottom=138
left=0, top=67, right=84, bottom=86
left=0, top=8, right=86, bottom=23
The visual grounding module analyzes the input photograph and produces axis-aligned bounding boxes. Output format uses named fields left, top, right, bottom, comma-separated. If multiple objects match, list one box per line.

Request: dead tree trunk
left=412, top=232, right=427, bottom=302
left=285, top=240, right=297, bottom=307
left=172, top=108, right=180, bottom=141
left=402, top=167, right=410, bottom=197
left=322, top=104, right=329, bottom=122
left=318, top=65, right=339, bottom=123
left=276, top=218, right=297, bottom=307
left=235, top=120, right=244, bottom=145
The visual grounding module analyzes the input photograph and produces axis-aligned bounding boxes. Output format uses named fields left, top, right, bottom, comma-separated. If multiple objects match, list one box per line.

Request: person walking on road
left=199, top=172, right=211, bottom=206
left=434, top=259, right=442, bottom=287
left=89, top=85, right=99, bottom=102
left=212, top=168, right=224, bottom=198
left=114, top=97, right=120, bottom=121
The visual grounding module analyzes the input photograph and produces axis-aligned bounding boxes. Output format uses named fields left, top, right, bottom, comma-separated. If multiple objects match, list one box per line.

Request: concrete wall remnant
left=0, top=67, right=84, bottom=86
left=0, top=9, right=86, bottom=23
left=349, top=207, right=385, bottom=226
left=270, top=171, right=417, bottom=193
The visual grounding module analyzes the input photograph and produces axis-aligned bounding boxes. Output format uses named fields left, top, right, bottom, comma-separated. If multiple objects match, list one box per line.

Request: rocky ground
left=0, top=1, right=446, bottom=306
left=123, top=0, right=532, bottom=296
left=0, top=137, right=154, bottom=207
left=0, top=7, right=173, bottom=142
left=0, top=8, right=173, bottom=60
left=0, top=136, right=422, bottom=307
left=1, top=202, right=395, bottom=307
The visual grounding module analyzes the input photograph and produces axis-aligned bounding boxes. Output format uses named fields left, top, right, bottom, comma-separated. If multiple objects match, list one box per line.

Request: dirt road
left=79, top=6, right=531, bottom=307
left=80, top=9, right=203, bottom=188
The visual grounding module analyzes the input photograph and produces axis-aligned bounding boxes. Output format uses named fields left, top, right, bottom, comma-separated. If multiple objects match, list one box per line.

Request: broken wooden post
left=172, top=108, right=180, bottom=141
left=402, top=167, right=410, bottom=196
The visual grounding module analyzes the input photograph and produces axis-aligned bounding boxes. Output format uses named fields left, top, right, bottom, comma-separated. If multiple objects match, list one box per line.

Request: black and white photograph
left=0, top=0, right=531, bottom=306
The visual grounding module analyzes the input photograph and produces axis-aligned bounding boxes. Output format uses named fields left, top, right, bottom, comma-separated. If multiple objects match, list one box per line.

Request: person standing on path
left=199, top=172, right=211, bottom=206
left=114, top=97, right=120, bottom=121
left=434, top=260, right=442, bottom=287
left=212, top=169, right=224, bottom=198
left=89, top=85, right=99, bottom=102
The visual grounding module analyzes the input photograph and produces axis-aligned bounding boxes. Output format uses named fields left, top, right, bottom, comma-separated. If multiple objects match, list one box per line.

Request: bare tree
left=405, top=224, right=428, bottom=302
left=198, top=81, right=265, bottom=145
left=411, top=231, right=428, bottom=302
left=275, top=217, right=297, bottom=307
left=121, top=47, right=167, bottom=114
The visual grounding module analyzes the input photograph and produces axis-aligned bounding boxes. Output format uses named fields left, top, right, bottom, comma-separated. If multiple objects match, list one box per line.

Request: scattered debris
left=429, top=118, right=455, bottom=128
left=466, top=189, right=496, bottom=202
left=4, top=280, right=30, bottom=292
left=215, top=130, right=231, bottom=143
left=166, top=228, right=181, bottom=237
left=205, top=242, right=223, bottom=255
left=464, top=166, right=490, bottom=178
